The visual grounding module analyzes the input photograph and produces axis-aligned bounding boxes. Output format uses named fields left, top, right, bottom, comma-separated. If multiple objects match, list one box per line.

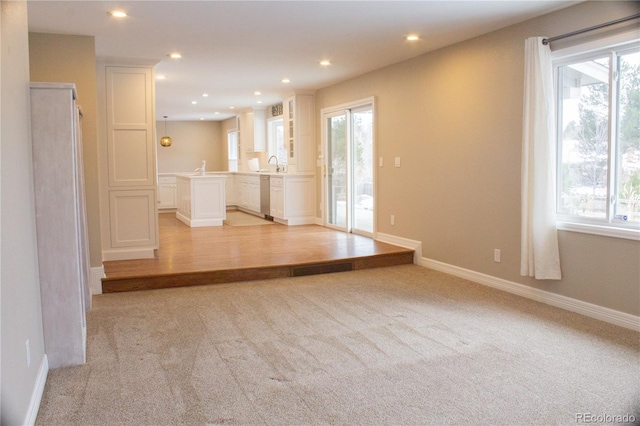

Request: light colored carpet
left=224, top=210, right=274, bottom=227
left=36, top=265, right=639, bottom=425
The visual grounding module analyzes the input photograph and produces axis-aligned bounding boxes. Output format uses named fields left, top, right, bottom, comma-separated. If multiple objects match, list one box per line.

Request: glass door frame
left=320, top=96, right=376, bottom=238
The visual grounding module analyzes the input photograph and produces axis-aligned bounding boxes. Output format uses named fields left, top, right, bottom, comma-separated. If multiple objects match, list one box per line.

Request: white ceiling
left=27, top=0, right=577, bottom=121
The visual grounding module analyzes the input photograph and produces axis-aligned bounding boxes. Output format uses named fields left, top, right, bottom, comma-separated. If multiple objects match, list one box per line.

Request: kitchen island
left=164, top=171, right=315, bottom=227
left=175, top=173, right=226, bottom=227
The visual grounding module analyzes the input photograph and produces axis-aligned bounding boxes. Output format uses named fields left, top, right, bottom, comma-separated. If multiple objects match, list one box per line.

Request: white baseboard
left=375, top=232, right=639, bottom=332
left=90, top=266, right=105, bottom=295
left=376, top=232, right=422, bottom=263
left=102, top=248, right=155, bottom=261
left=419, top=257, right=640, bottom=332
left=24, top=354, right=48, bottom=426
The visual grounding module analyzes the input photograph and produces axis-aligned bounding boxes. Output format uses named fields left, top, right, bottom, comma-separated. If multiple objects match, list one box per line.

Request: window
left=228, top=130, right=238, bottom=172
left=267, top=118, right=287, bottom=166
left=554, top=35, right=640, bottom=239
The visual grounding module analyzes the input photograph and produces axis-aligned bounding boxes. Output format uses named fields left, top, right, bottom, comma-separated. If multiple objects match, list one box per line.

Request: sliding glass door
left=326, top=112, right=348, bottom=229
left=324, top=100, right=374, bottom=236
left=351, top=106, right=373, bottom=234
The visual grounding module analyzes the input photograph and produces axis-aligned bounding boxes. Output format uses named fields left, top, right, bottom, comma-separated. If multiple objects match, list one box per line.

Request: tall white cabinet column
left=30, top=83, right=90, bottom=369
left=97, top=63, right=159, bottom=261
left=283, top=93, right=315, bottom=173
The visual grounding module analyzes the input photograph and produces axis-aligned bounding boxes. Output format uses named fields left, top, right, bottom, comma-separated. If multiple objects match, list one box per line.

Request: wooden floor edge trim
left=354, top=251, right=415, bottom=269
left=102, top=250, right=415, bottom=282
left=102, top=265, right=292, bottom=293
left=101, top=251, right=415, bottom=293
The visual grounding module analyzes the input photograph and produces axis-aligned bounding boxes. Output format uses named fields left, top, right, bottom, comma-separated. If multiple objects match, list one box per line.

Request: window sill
left=556, top=221, right=640, bottom=241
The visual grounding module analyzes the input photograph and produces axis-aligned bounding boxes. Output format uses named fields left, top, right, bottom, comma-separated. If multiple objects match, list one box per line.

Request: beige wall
left=1, top=1, right=47, bottom=423
left=28, top=33, right=102, bottom=267
left=314, top=1, right=640, bottom=316
left=156, top=120, right=224, bottom=173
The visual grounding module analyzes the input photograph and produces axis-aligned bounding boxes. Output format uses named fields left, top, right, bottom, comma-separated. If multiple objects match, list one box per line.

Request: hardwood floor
left=102, top=212, right=414, bottom=293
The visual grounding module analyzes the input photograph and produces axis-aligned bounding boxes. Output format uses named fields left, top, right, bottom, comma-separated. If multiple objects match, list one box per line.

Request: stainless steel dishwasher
left=260, top=174, right=271, bottom=218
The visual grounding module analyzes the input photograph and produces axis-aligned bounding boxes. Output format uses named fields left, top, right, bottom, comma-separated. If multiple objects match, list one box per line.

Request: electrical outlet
left=26, top=340, right=31, bottom=368
left=379, top=156, right=384, bottom=167
left=391, top=215, right=395, bottom=226
left=394, top=157, right=401, bottom=167
left=494, top=249, right=501, bottom=263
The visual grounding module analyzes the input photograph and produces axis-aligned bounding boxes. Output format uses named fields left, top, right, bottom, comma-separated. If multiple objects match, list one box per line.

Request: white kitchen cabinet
left=247, top=176, right=260, bottom=212
left=236, top=174, right=260, bottom=213
left=236, top=176, right=246, bottom=209
left=239, top=107, right=266, bottom=153
left=177, top=177, right=191, bottom=216
left=175, top=174, right=226, bottom=227
left=280, top=175, right=315, bottom=225
left=225, top=174, right=236, bottom=207
left=99, top=64, right=158, bottom=260
left=283, top=94, right=315, bottom=173
left=270, top=176, right=284, bottom=219
left=234, top=172, right=314, bottom=223
left=158, top=175, right=177, bottom=209
left=30, top=83, right=90, bottom=369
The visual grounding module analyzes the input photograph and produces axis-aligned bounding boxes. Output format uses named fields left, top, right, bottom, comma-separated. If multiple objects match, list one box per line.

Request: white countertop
left=161, top=171, right=314, bottom=178
left=174, top=173, right=227, bottom=179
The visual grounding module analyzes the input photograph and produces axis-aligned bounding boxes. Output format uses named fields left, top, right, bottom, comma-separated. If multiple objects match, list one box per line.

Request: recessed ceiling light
left=214, top=112, right=220, bottom=115
left=156, top=75, right=166, bottom=80
left=254, top=91, right=261, bottom=96
left=168, top=52, right=182, bottom=59
left=406, top=35, right=420, bottom=41
left=200, top=118, right=205, bottom=120
left=191, top=101, right=197, bottom=105
left=256, top=101, right=263, bottom=104
left=229, top=106, right=235, bottom=110
left=281, top=78, right=290, bottom=83
left=320, top=60, right=331, bottom=66
left=202, top=93, right=209, bottom=97
left=108, top=10, right=127, bottom=18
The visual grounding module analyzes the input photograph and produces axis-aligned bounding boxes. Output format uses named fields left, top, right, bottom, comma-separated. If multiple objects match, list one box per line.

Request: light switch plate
left=395, top=157, right=401, bottom=167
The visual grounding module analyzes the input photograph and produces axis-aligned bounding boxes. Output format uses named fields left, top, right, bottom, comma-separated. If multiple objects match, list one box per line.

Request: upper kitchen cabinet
left=238, top=107, right=266, bottom=152
left=284, top=94, right=315, bottom=173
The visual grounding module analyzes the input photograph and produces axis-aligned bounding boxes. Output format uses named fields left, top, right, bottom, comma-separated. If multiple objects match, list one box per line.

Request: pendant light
left=160, top=116, right=172, bottom=147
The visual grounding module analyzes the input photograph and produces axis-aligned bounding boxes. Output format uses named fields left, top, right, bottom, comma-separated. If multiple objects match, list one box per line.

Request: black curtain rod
left=542, top=13, right=640, bottom=45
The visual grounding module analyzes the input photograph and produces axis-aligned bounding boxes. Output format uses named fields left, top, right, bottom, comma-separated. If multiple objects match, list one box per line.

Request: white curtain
left=520, top=37, right=562, bottom=280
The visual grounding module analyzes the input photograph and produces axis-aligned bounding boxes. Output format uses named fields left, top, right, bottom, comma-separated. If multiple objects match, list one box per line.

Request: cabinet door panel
left=111, top=129, right=151, bottom=183
left=109, top=189, right=157, bottom=248
left=270, top=185, right=284, bottom=219
left=158, top=183, right=177, bottom=208
left=193, top=180, right=226, bottom=219
left=106, top=66, right=155, bottom=186
left=110, top=71, right=148, bottom=125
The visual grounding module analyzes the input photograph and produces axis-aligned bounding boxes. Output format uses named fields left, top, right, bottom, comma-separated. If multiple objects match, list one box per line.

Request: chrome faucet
left=194, top=160, right=206, bottom=176
left=268, top=155, right=280, bottom=173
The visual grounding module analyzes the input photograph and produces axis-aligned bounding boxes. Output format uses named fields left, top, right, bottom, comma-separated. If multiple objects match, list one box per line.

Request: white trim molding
left=557, top=221, right=640, bottom=241
left=375, top=232, right=639, bottom=331
left=24, top=354, right=49, bottom=426
left=376, top=232, right=422, bottom=264
left=419, top=257, right=640, bottom=332
left=90, top=265, right=105, bottom=295
left=102, top=247, right=155, bottom=262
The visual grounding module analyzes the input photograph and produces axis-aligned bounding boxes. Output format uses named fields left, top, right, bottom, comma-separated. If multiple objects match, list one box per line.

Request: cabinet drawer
left=158, top=175, right=176, bottom=184
left=271, top=176, right=283, bottom=187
